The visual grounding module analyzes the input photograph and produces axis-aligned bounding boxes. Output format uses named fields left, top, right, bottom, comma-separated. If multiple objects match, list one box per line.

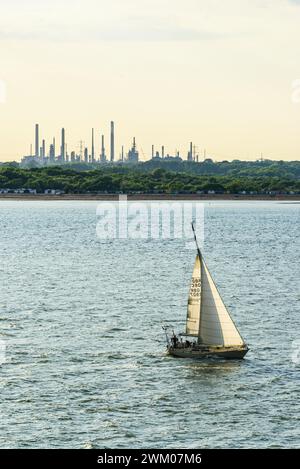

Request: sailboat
left=164, top=222, right=249, bottom=359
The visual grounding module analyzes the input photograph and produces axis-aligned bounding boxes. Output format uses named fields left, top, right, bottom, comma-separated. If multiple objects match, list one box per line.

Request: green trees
left=0, top=161, right=299, bottom=194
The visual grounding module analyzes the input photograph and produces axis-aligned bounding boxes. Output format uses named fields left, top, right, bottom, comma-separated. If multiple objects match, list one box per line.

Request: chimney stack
left=61, top=128, right=65, bottom=162
left=35, top=124, right=39, bottom=158
left=92, top=128, right=95, bottom=162
left=188, top=142, right=193, bottom=161
left=84, top=147, right=88, bottom=163
left=100, top=134, right=106, bottom=162
left=110, top=121, right=115, bottom=162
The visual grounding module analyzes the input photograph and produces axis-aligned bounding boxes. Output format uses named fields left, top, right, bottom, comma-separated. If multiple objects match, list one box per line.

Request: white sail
left=199, top=259, right=244, bottom=346
left=186, top=255, right=201, bottom=336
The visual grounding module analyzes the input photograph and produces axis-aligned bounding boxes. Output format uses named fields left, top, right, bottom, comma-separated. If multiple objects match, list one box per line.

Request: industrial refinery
left=21, top=122, right=199, bottom=167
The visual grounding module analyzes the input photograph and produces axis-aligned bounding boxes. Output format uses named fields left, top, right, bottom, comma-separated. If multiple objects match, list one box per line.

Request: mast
left=191, top=221, right=204, bottom=343
left=191, top=221, right=202, bottom=260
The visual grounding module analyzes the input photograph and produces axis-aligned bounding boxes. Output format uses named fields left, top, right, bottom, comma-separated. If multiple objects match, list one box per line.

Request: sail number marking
left=190, top=277, right=201, bottom=298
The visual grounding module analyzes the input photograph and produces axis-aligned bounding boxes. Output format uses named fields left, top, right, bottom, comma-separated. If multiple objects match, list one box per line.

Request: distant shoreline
left=0, top=193, right=299, bottom=201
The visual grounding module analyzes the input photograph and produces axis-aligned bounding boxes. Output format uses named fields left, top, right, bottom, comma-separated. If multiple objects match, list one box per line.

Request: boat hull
left=167, top=345, right=249, bottom=359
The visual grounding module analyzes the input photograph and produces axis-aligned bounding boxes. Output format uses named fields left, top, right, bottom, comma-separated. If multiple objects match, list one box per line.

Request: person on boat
left=171, top=334, right=178, bottom=348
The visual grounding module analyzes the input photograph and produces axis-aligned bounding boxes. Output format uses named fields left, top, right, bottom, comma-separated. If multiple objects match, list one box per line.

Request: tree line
left=0, top=162, right=299, bottom=194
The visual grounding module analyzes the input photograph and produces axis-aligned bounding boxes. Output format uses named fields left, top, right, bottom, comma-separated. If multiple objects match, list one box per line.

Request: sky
left=0, top=0, right=300, bottom=161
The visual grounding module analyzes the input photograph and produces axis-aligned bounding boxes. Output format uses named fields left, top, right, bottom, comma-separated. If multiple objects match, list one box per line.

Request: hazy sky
left=1, top=0, right=300, bottom=161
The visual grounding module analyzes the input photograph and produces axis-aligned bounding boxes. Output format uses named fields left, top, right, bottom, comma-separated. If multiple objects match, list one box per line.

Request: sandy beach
left=0, top=193, right=299, bottom=201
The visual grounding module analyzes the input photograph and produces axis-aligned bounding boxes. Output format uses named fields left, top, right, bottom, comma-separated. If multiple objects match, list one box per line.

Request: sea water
left=0, top=200, right=299, bottom=448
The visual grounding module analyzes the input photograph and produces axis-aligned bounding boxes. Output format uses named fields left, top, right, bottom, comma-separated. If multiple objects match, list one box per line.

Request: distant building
left=44, top=189, right=65, bottom=195
left=21, top=121, right=201, bottom=168
left=164, top=155, right=182, bottom=162
left=127, top=138, right=139, bottom=163
left=20, top=155, right=42, bottom=168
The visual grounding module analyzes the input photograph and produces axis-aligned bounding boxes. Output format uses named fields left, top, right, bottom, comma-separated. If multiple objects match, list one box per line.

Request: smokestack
left=35, top=124, right=39, bottom=158
left=110, top=121, right=115, bottom=162
left=100, top=134, right=106, bottom=162
left=53, top=138, right=56, bottom=158
left=152, top=145, right=154, bottom=159
left=42, top=139, right=45, bottom=159
left=92, top=128, right=95, bottom=162
left=49, top=142, right=55, bottom=161
left=61, top=128, right=65, bottom=162
left=187, top=142, right=193, bottom=161
left=122, top=145, right=124, bottom=161
left=162, top=146, right=164, bottom=158
left=84, top=147, right=88, bottom=163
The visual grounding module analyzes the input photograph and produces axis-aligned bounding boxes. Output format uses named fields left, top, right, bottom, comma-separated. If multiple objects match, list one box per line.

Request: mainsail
left=199, top=259, right=244, bottom=346
left=185, top=253, right=244, bottom=347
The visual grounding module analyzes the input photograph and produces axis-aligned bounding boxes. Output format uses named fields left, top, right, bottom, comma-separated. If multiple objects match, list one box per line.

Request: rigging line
left=191, top=220, right=202, bottom=259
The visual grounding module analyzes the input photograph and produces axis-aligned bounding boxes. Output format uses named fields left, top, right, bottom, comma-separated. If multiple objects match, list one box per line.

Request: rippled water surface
left=0, top=200, right=299, bottom=448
